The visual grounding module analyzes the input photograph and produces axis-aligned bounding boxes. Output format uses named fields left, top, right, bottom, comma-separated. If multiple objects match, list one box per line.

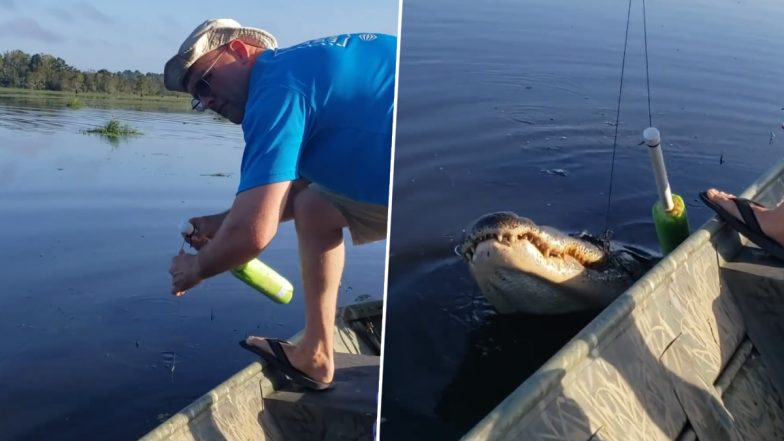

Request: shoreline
left=0, top=87, right=191, bottom=112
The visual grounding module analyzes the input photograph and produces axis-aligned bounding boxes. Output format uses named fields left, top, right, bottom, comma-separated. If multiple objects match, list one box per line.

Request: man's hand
left=185, top=212, right=228, bottom=250
left=169, top=250, right=204, bottom=296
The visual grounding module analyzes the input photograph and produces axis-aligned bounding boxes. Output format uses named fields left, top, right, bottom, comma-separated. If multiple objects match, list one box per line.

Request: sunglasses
left=190, top=77, right=212, bottom=112
left=190, top=48, right=228, bottom=112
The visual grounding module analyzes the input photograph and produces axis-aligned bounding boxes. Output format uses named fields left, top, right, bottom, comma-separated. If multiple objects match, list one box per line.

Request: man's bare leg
left=706, top=188, right=784, bottom=246
left=245, top=185, right=346, bottom=384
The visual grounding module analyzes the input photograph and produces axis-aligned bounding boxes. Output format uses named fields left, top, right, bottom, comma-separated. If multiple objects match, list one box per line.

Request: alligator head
left=457, top=211, right=650, bottom=314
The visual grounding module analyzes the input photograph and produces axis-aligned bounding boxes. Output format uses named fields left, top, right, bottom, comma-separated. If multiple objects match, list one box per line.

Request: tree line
left=0, top=50, right=182, bottom=96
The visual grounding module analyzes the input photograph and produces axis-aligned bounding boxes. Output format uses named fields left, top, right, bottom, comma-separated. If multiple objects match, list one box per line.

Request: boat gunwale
left=139, top=362, right=267, bottom=441
left=462, top=159, right=784, bottom=440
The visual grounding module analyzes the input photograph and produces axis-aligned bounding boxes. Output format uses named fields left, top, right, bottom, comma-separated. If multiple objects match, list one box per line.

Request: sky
left=0, top=0, right=401, bottom=73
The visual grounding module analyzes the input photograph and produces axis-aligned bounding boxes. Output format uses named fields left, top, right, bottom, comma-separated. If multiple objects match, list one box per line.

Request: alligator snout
left=458, top=211, right=646, bottom=314
left=458, top=212, right=605, bottom=267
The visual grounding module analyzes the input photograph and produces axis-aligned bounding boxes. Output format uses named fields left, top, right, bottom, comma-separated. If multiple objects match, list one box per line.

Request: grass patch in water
left=83, top=118, right=141, bottom=138
left=65, top=98, right=84, bottom=109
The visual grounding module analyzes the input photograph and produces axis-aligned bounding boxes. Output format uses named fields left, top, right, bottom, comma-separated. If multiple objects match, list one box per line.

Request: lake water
left=381, top=0, right=784, bottom=438
left=0, top=98, right=386, bottom=440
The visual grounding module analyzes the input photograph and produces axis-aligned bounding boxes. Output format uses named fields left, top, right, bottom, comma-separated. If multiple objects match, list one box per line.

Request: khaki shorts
left=311, top=184, right=389, bottom=245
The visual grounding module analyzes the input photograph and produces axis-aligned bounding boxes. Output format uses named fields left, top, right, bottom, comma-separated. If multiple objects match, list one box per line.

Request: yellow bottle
left=180, top=222, right=293, bottom=304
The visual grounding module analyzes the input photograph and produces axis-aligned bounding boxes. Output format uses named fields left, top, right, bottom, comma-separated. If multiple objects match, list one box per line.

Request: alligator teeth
left=465, top=225, right=603, bottom=266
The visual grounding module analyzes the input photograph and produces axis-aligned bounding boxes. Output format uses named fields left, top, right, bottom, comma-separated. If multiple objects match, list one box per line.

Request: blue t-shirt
left=239, top=33, right=396, bottom=206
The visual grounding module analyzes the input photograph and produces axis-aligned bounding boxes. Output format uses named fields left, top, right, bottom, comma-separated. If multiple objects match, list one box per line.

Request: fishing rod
left=604, top=0, right=690, bottom=255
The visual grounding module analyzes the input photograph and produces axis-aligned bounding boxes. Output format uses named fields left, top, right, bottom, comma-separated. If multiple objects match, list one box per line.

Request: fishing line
left=603, top=0, right=655, bottom=233
left=643, top=0, right=653, bottom=127
left=602, top=0, right=634, bottom=236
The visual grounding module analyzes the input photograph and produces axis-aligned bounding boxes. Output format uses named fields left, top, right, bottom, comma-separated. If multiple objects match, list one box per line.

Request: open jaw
left=457, top=212, right=606, bottom=274
left=457, top=212, right=625, bottom=314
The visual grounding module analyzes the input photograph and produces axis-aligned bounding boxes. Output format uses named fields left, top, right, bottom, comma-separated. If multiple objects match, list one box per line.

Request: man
left=166, top=18, right=395, bottom=390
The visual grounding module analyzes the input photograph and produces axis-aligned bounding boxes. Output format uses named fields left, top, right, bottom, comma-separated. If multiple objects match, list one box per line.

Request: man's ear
left=228, top=39, right=251, bottom=63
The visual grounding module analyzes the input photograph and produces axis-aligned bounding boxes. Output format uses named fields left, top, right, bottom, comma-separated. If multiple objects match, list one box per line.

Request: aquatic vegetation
left=65, top=98, right=84, bottom=109
left=83, top=118, right=141, bottom=138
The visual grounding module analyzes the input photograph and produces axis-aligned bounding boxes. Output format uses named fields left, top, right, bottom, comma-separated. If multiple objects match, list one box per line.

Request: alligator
left=456, top=211, right=653, bottom=314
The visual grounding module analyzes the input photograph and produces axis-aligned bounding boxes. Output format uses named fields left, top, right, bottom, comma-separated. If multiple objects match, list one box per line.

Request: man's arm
left=195, top=181, right=292, bottom=278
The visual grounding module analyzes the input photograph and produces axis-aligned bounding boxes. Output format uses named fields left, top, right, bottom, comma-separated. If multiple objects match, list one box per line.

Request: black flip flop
left=699, top=191, right=784, bottom=261
left=239, top=338, right=332, bottom=391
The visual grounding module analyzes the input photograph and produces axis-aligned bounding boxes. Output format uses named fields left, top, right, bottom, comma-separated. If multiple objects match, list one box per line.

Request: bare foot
left=705, top=188, right=784, bottom=246
left=244, top=336, right=334, bottom=384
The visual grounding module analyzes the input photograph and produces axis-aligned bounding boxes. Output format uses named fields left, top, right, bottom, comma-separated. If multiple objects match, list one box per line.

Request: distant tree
left=1, top=50, right=32, bottom=88
left=0, top=49, right=183, bottom=97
